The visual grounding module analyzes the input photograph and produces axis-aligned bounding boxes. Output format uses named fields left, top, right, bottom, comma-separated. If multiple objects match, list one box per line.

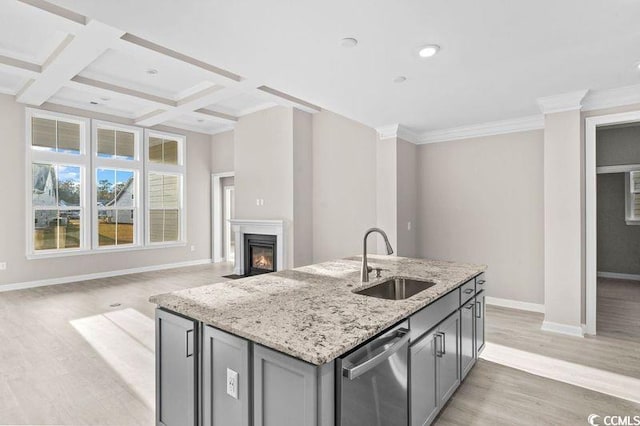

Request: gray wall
left=312, top=110, right=378, bottom=262
left=596, top=124, right=640, bottom=167
left=397, top=139, right=418, bottom=257
left=292, top=109, right=313, bottom=267
left=597, top=174, right=640, bottom=275
left=0, top=94, right=213, bottom=286
left=211, top=130, right=235, bottom=173
left=417, top=130, right=545, bottom=304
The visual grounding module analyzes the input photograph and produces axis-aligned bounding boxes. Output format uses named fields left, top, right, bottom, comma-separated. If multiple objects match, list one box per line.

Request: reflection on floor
left=71, top=308, right=155, bottom=409
left=597, top=277, right=640, bottom=341
left=1, top=265, right=639, bottom=425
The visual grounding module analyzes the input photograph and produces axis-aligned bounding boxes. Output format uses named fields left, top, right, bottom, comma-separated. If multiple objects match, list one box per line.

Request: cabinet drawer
left=475, top=273, right=487, bottom=292
left=409, top=289, right=459, bottom=342
left=460, top=279, right=475, bottom=305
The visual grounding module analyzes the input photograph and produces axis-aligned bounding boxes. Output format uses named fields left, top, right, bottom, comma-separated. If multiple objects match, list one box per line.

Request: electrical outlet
left=0, top=262, right=6, bottom=271
left=190, top=245, right=196, bottom=252
left=256, top=198, right=260, bottom=206
left=226, top=368, right=238, bottom=399
left=407, top=221, right=412, bottom=231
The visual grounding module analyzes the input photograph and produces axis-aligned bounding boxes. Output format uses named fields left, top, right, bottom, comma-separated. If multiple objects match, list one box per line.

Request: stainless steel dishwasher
left=336, top=321, right=410, bottom=426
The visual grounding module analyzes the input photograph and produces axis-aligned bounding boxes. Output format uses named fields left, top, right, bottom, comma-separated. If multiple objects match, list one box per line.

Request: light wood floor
left=597, top=277, right=640, bottom=342
left=0, top=265, right=639, bottom=425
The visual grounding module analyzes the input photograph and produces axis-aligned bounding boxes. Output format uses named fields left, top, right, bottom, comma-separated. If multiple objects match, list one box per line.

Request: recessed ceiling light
left=147, top=68, right=159, bottom=75
left=340, top=37, right=358, bottom=48
left=418, top=44, right=440, bottom=58
left=393, top=76, right=407, bottom=83
left=636, top=62, right=640, bottom=71
left=90, top=101, right=99, bottom=105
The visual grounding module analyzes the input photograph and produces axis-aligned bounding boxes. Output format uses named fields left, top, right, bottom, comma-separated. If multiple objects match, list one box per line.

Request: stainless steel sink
left=354, top=278, right=435, bottom=300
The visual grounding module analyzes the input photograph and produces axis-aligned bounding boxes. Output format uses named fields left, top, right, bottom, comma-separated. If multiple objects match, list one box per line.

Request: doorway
left=586, top=111, right=640, bottom=337
left=211, top=172, right=234, bottom=263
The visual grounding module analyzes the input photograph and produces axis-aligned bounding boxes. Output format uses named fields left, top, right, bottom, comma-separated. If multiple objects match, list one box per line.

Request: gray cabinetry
left=475, top=290, right=486, bottom=355
left=410, top=329, right=439, bottom=426
left=436, top=312, right=460, bottom=405
left=156, top=309, right=198, bottom=426
left=202, top=325, right=250, bottom=426
left=460, top=299, right=475, bottom=379
left=253, top=344, right=332, bottom=426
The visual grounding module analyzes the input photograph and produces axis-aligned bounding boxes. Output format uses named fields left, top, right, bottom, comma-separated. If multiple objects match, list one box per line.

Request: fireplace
left=244, top=234, right=277, bottom=276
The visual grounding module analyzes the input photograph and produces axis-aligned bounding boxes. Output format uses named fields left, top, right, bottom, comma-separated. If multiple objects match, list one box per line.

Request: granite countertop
left=150, top=255, right=486, bottom=365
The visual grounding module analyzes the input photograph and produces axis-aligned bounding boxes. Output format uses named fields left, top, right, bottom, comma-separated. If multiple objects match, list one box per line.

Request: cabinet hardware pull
left=441, top=332, right=446, bottom=355
left=465, top=303, right=474, bottom=309
left=475, top=301, right=482, bottom=319
left=186, top=329, right=194, bottom=358
left=477, top=279, right=485, bottom=285
left=435, top=333, right=444, bottom=357
left=464, top=288, right=474, bottom=294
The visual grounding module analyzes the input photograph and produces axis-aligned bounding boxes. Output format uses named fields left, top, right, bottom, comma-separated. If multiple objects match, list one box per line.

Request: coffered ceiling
left=3, top=0, right=640, bottom=139
left=0, top=0, right=318, bottom=135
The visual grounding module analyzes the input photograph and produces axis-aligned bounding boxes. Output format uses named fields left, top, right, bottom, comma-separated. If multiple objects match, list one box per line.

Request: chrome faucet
left=361, top=227, right=394, bottom=282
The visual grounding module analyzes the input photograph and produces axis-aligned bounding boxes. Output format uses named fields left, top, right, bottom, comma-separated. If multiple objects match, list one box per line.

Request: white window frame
left=26, top=108, right=91, bottom=258
left=144, top=129, right=187, bottom=247
left=92, top=120, right=144, bottom=250
left=625, top=171, right=640, bottom=225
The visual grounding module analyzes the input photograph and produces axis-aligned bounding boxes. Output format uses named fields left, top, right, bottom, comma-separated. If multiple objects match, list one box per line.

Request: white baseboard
left=0, top=258, right=212, bottom=293
left=540, top=320, right=584, bottom=338
left=485, top=296, right=545, bottom=313
left=597, top=271, right=640, bottom=281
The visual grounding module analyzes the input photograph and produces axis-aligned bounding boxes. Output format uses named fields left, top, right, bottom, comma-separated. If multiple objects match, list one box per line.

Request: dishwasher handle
left=342, top=328, right=410, bottom=380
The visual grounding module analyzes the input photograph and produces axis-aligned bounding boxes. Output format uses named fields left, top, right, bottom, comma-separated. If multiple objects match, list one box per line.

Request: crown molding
left=416, top=114, right=544, bottom=145
left=376, top=124, right=399, bottom=140
left=537, top=89, right=589, bottom=114
left=582, top=83, right=640, bottom=112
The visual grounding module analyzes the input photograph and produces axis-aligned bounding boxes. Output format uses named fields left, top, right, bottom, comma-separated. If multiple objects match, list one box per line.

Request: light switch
left=226, top=368, right=238, bottom=399
left=0, top=262, right=5, bottom=270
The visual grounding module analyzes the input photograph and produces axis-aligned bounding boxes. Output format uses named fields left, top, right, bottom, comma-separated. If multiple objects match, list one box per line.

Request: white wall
left=312, top=110, right=378, bottom=262
left=417, top=130, right=545, bottom=305
left=376, top=137, right=398, bottom=253
left=0, top=95, right=213, bottom=287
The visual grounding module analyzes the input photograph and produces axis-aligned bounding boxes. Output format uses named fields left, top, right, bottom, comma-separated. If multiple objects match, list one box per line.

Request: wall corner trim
left=540, top=320, right=585, bottom=338
left=537, top=89, right=589, bottom=114
left=0, top=258, right=212, bottom=293
left=485, top=296, right=545, bottom=313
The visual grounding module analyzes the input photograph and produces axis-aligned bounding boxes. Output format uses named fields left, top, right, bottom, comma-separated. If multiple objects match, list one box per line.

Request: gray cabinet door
left=460, top=300, right=475, bottom=380
left=155, top=309, right=197, bottom=426
left=436, top=312, right=460, bottom=406
left=410, top=330, right=439, bottom=426
left=475, top=291, right=485, bottom=355
left=202, top=326, right=250, bottom=426
left=253, top=344, right=318, bottom=426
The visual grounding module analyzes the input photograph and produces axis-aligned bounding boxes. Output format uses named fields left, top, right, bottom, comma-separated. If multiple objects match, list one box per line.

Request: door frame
left=211, top=171, right=234, bottom=263
left=585, top=110, right=640, bottom=335
left=223, top=185, right=235, bottom=262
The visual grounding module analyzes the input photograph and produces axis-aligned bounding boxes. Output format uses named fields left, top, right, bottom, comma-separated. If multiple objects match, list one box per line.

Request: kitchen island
left=150, top=255, right=486, bottom=426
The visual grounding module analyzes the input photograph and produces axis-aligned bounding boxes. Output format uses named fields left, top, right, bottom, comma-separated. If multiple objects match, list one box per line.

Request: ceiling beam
left=0, top=54, right=41, bottom=75
left=257, top=86, right=321, bottom=113
left=121, top=33, right=243, bottom=83
left=16, top=20, right=124, bottom=106
left=17, top=0, right=87, bottom=25
left=135, top=85, right=248, bottom=126
left=69, top=76, right=176, bottom=107
left=195, top=108, right=238, bottom=122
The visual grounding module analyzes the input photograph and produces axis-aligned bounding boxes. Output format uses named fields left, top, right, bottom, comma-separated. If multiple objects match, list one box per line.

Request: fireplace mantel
left=229, top=219, right=285, bottom=275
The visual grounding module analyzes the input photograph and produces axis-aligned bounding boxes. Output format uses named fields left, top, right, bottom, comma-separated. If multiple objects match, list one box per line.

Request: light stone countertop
left=150, top=255, right=486, bottom=365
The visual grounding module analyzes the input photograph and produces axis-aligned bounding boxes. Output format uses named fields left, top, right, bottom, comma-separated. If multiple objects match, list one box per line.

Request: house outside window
left=26, top=109, right=186, bottom=257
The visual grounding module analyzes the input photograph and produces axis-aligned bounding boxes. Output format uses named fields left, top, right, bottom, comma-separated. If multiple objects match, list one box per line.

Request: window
left=145, top=131, right=186, bottom=245
left=26, top=110, right=186, bottom=257
left=626, top=171, right=640, bottom=225
left=27, top=109, right=89, bottom=255
left=93, top=121, right=143, bottom=248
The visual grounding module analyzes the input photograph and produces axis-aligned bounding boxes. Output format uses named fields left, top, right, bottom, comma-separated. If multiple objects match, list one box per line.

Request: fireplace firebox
left=244, top=234, right=277, bottom=276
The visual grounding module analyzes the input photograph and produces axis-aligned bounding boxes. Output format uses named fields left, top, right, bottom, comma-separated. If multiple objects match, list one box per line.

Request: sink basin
left=355, top=278, right=436, bottom=300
